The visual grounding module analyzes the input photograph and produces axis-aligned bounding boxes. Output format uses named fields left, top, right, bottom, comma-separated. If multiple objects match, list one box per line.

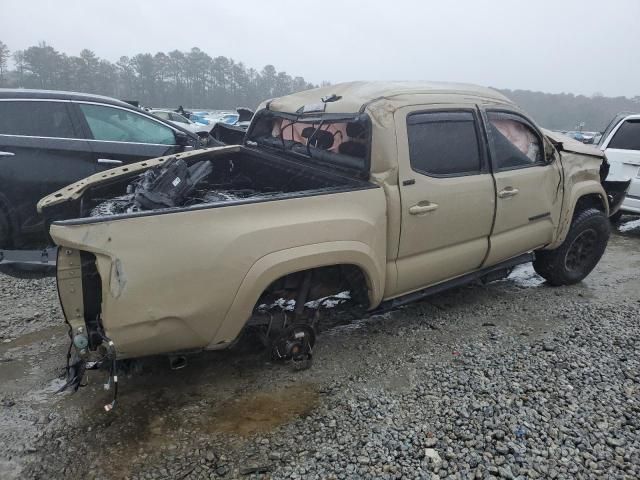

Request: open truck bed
left=41, top=145, right=369, bottom=224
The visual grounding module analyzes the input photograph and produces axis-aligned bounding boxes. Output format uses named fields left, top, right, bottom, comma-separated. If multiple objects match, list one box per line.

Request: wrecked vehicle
left=38, top=81, right=628, bottom=400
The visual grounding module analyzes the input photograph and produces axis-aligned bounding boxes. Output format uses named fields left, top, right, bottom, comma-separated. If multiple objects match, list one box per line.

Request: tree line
left=497, top=88, right=640, bottom=132
left=0, top=40, right=318, bottom=110
left=0, top=40, right=638, bottom=130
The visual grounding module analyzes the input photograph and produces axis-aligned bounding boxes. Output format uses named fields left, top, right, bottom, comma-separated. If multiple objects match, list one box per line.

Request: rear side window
left=407, top=111, right=482, bottom=176
left=487, top=112, right=543, bottom=170
left=79, top=103, right=176, bottom=145
left=0, top=100, right=77, bottom=138
left=608, top=120, right=640, bottom=150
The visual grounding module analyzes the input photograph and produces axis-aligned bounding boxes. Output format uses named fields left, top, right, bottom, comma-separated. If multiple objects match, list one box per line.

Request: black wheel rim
left=565, top=228, right=598, bottom=272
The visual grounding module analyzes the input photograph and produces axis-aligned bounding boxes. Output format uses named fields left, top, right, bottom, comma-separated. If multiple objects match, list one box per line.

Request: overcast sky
left=2, top=0, right=639, bottom=97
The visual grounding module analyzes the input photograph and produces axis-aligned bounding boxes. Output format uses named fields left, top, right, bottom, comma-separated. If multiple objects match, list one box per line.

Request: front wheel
left=533, top=208, right=610, bottom=286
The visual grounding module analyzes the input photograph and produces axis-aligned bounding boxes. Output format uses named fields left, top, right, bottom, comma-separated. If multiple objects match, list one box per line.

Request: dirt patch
left=0, top=325, right=66, bottom=355
left=210, top=383, right=319, bottom=436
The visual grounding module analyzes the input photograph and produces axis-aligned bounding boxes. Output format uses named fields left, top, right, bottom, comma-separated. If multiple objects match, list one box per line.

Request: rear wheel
left=533, top=208, right=609, bottom=286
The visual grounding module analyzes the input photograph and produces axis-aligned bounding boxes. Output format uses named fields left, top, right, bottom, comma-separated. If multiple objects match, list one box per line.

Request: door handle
left=498, top=187, right=519, bottom=198
left=409, top=202, right=439, bottom=215
left=97, top=158, right=124, bottom=165
left=0, top=151, right=15, bottom=157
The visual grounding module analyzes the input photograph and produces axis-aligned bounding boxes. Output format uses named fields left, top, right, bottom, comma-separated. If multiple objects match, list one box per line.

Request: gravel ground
left=1, top=218, right=639, bottom=480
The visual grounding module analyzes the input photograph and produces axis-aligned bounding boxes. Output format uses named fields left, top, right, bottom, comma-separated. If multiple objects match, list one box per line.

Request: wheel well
left=574, top=194, right=606, bottom=218
left=255, top=264, right=371, bottom=311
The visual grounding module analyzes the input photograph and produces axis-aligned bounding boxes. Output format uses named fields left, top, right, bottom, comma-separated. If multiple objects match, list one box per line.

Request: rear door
left=394, top=106, right=496, bottom=295
left=602, top=118, right=640, bottom=209
left=482, top=109, right=563, bottom=266
left=72, top=102, right=184, bottom=171
left=0, top=99, right=93, bottom=241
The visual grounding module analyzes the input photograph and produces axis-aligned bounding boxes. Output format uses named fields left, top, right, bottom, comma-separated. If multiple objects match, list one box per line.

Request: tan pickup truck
left=40, top=81, right=627, bottom=377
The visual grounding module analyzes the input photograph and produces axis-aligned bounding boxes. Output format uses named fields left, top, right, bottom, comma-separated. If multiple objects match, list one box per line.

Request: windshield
left=171, top=113, right=191, bottom=124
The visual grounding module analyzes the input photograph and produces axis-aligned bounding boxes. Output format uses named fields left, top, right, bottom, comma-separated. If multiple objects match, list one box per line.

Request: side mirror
left=175, top=130, right=190, bottom=146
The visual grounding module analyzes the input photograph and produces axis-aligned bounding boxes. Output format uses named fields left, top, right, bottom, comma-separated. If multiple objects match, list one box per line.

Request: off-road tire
left=533, top=208, right=609, bottom=286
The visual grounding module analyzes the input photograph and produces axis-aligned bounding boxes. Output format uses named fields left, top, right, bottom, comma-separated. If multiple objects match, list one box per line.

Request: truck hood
left=37, top=145, right=240, bottom=213
left=543, top=129, right=605, bottom=159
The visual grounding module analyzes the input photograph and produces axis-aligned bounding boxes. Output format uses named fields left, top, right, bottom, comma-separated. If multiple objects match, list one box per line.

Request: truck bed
left=42, top=147, right=371, bottom=226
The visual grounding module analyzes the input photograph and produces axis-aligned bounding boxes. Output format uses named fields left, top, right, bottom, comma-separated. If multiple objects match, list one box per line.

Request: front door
left=394, top=106, right=496, bottom=296
left=72, top=102, right=182, bottom=171
left=482, top=109, right=563, bottom=266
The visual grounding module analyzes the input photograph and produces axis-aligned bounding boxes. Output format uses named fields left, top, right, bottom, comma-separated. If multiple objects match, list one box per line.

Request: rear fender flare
left=209, top=241, right=385, bottom=346
left=548, top=181, right=608, bottom=249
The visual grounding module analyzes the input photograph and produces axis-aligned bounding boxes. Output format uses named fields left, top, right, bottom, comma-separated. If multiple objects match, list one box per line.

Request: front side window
left=0, top=100, right=77, bottom=138
left=608, top=120, right=640, bottom=150
left=487, top=112, right=543, bottom=169
left=79, top=104, right=176, bottom=145
left=407, top=111, right=482, bottom=176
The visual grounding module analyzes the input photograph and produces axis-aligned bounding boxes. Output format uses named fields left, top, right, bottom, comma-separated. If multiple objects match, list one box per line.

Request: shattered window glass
left=487, top=112, right=542, bottom=169
left=407, top=111, right=481, bottom=176
left=271, top=118, right=368, bottom=158
left=79, top=103, right=176, bottom=145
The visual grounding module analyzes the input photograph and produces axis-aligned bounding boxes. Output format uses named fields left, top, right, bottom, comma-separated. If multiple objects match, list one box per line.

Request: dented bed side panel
left=49, top=187, right=387, bottom=359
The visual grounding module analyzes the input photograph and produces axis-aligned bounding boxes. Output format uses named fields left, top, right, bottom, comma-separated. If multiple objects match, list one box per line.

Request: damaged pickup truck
left=39, top=82, right=627, bottom=401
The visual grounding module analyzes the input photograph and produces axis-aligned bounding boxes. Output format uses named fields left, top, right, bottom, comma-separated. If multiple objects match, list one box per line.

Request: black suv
left=0, top=89, right=206, bottom=248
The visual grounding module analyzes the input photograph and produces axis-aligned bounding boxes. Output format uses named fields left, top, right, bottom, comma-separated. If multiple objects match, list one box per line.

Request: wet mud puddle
left=209, top=383, right=319, bottom=436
